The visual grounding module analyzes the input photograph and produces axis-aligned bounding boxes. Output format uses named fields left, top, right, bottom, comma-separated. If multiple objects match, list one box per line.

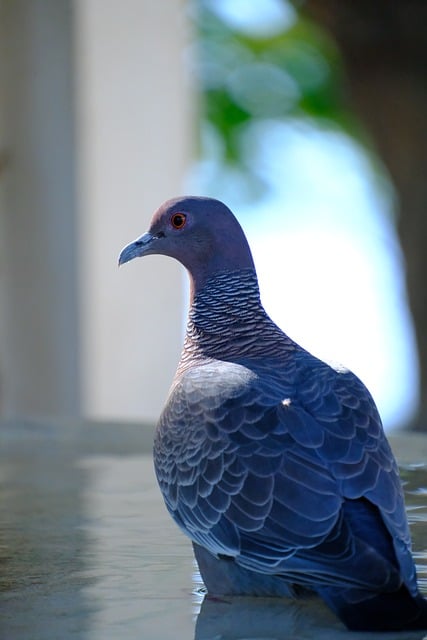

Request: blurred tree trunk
left=302, top=0, right=427, bottom=430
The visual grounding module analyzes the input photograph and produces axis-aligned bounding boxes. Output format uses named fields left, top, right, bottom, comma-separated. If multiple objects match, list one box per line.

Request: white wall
left=74, top=0, right=193, bottom=422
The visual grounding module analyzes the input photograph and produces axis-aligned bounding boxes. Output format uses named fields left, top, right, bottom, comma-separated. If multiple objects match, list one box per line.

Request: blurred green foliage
left=193, top=0, right=363, bottom=194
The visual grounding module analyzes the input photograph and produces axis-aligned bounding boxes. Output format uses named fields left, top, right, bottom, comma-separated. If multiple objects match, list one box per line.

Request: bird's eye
left=170, top=212, right=187, bottom=229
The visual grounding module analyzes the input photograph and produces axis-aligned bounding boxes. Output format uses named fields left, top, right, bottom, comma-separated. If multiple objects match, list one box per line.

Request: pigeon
left=119, top=196, right=427, bottom=631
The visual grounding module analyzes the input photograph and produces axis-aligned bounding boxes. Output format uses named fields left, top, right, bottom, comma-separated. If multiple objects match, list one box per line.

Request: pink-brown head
left=119, top=196, right=255, bottom=293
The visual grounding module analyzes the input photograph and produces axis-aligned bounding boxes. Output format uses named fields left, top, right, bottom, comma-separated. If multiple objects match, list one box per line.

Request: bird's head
left=118, top=196, right=255, bottom=291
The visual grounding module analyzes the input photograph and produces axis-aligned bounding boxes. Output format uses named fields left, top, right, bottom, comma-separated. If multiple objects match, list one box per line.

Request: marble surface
left=1, top=419, right=427, bottom=640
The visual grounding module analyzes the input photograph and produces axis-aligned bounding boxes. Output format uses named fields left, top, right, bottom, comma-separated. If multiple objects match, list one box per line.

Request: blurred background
left=0, top=0, right=425, bottom=432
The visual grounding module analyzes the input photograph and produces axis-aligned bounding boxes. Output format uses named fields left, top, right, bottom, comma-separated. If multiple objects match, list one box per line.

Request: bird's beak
left=118, top=232, right=156, bottom=266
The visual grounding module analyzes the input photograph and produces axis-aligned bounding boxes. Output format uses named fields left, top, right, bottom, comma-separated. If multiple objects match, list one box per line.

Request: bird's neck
left=178, top=269, right=293, bottom=370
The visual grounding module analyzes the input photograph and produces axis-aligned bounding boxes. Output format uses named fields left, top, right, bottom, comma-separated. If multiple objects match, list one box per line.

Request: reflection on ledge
left=194, top=593, right=427, bottom=640
left=1, top=420, right=427, bottom=640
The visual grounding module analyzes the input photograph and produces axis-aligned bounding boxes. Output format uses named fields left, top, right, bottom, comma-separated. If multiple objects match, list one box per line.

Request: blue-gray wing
left=154, top=357, right=415, bottom=594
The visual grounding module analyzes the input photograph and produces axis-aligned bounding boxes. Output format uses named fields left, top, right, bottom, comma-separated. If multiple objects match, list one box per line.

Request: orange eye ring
left=171, top=212, right=187, bottom=229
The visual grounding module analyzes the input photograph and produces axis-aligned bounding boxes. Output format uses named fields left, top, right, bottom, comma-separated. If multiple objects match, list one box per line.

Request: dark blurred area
left=300, top=1, right=427, bottom=431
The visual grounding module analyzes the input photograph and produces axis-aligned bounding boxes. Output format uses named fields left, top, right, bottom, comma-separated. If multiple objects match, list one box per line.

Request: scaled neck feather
left=178, top=268, right=294, bottom=372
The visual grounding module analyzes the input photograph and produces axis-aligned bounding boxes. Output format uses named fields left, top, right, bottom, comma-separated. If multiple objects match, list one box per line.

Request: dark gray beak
left=118, top=232, right=156, bottom=266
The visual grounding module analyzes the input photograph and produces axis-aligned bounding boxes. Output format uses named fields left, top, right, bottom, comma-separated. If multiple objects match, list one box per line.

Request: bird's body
left=119, top=196, right=427, bottom=631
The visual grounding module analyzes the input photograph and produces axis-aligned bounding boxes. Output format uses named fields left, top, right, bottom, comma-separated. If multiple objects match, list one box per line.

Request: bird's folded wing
left=154, top=359, right=413, bottom=592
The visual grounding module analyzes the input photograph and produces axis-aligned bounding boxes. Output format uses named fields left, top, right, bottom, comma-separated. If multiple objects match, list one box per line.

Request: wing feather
left=154, top=357, right=415, bottom=594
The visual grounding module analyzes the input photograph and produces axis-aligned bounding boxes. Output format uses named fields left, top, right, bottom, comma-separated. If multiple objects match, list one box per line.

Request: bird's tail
left=318, top=585, right=427, bottom=631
